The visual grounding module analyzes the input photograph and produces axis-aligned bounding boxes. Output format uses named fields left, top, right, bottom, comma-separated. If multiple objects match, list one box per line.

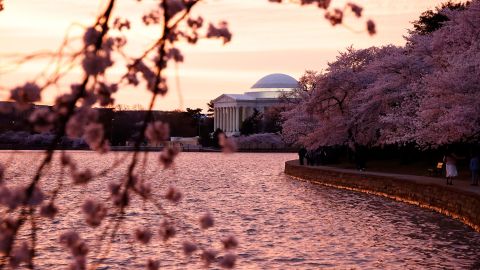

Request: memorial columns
left=228, top=107, right=233, bottom=132
left=223, top=107, right=227, bottom=132
left=231, top=107, right=234, bottom=132
left=220, top=107, right=223, bottom=130
left=235, top=107, right=239, bottom=131
left=213, top=108, right=218, bottom=131
left=226, top=107, right=230, bottom=132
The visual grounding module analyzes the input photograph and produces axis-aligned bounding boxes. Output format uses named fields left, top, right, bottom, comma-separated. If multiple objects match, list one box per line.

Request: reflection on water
left=1, top=151, right=480, bottom=269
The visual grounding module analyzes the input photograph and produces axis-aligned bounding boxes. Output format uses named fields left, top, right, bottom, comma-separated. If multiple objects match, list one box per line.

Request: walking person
left=470, top=152, right=479, bottom=186
left=444, top=152, right=458, bottom=185
left=298, top=147, right=307, bottom=166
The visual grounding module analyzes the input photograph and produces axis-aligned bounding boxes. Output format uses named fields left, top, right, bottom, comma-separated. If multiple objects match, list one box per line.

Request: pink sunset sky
left=0, top=0, right=449, bottom=111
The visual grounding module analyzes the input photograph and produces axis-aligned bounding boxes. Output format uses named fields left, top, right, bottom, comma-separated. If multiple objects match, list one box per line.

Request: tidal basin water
left=2, top=151, right=480, bottom=269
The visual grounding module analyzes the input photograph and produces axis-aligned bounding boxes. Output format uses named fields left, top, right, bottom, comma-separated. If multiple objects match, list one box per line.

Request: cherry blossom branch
left=0, top=1, right=117, bottom=267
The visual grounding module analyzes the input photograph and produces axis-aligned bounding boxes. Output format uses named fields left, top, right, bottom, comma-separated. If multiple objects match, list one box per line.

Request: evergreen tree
left=240, top=109, right=262, bottom=135
left=206, top=100, right=215, bottom=117
left=412, top=1, right=469, bottom=35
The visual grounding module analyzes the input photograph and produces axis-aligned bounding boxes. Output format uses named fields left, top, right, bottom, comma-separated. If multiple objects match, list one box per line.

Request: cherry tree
left=281, top=70, right=322, bottom=145
left=415, top=0, right=480, bottom=146
left=286, top=47, right=379, bottom=149
left=234, top=133, right=286, bottom=150
left=353, top=45, right=432, bottom=146
left=282, top=0, right=480, bottom=150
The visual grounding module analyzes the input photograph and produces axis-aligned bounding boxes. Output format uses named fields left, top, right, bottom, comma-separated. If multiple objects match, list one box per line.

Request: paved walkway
left=287, top=160, right=480, bottom=196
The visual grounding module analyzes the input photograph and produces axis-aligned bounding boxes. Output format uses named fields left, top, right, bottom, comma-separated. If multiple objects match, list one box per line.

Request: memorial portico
left=212, top=73, right=298, bottom=136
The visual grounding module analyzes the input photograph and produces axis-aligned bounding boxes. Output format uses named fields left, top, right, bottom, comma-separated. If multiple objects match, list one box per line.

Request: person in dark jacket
left=298, top=147, right=307, bottom=165
left=470, top=152, right=479, bottom=186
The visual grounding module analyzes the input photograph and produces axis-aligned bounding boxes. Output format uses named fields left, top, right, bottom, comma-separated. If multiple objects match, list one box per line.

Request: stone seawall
left=284, top=160, right=480, bottom=232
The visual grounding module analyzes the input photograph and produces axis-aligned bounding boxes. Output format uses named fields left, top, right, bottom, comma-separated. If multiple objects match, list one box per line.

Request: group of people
left=443, top=151, right=479, bottom=186
left=297, top=146, right=480, bottom=187
left=298, top=147, right=331, bottom=166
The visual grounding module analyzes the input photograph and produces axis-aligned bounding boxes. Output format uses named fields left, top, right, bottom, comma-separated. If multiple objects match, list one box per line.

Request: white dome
left=251, top=73, right=298, bottom=89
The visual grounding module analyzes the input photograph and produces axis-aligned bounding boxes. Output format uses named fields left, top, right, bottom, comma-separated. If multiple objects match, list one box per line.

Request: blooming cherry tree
left=282, top=1, right=480, bottom=150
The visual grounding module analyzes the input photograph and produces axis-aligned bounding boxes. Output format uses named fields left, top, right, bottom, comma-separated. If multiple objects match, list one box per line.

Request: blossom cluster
left=234, top=133, right=286, bottom=149
left=59, top=231, right=89, bottom=269
left=10, top=82, right=41, bottom=110
left=268, top=0, right=374, bottom=34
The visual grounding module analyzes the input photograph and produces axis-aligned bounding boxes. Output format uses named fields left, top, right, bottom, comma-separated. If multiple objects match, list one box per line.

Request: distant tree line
left=0, top=102, right=213, bottom=148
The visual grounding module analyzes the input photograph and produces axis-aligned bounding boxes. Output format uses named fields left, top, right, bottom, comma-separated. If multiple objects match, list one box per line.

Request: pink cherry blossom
left=187, top=16, right=203, bottom=28
left=72, top=169, right=93, bottom=185
left=145, top=121, right=170, bottom=144
left=127, top=60, right=156, bottom=88
left=66, top=108, right=99, bottom=139
left=159, top=145, right=179, bottom=168
left=29, top=108, right=56, bottom=133
left=151, top=77, right=168, bottom=95
left=59, top=231, right=81, bottom=249
left=347, top=3, right=363, bottom=17
left=40, top=203, right=59, bottom=219
left=113, top=17, right=131, bottom=31
left=0, top=218, right=17, bottom=254
left=182, top=240, right=198, bottom=256
left=165, top=0, right=186, bottom=18
left=83, top=27, right=101, bottom=47
left=206, top=21, right=232, bottom=44
left=83, top=123, right=106, bottom=152
left=219, top=133, right=237, bottom=153
left=146, top=259, right=160, bottom=270
left=1, top=186, right=26, bottom=210
left=61, top=153, right=72, bottom=166
left=200, top=249, right=218, bottom=266
left=219, top=253, right=236, bottom=269
left=10, top=82, right=41, bottom=109
left=82, top=199, right=107, bottom=227
left=134, top=228, right=152, bottom=244
left=324, top=9, right=343, bottom=25
left=134, top=180, right=152, bottom=199
left=9, top=242, right=31, bottom=268
left=53, top=93, right=74, bottom=116
left=164, top=185, right=182, bottom=202
left=366, top=19, right=376, bottom=35
left=158, top=220, right=176, bottom=241
left=81, top=51, right=113, bottom=76
left=108, top=182, right=121, bottom=196
left=199, top=212, right=214, bottom=229
left=95, top=83, right=118, bottom=106
left=221, top=235, right=239, bottom=250
left=69, top=256, right=86, bottom=270
left=166, top=47, right=184, bottom=62
left=70, top=240, right=89, bottom=257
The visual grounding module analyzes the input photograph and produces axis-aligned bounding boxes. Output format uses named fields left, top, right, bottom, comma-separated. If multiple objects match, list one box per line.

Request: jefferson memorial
left=212, top=73, right=298, bottom=135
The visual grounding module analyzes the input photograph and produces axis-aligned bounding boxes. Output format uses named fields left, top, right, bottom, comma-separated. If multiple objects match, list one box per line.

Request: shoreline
left=0, top=146, right=295, bottom=153
left=0, top=146, right=296, bottom=154
left=284, top=160, right=480, bottom=232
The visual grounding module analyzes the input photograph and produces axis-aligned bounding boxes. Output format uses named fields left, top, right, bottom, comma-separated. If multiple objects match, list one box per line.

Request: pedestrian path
left=287, top=160, right=480, bottom=196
